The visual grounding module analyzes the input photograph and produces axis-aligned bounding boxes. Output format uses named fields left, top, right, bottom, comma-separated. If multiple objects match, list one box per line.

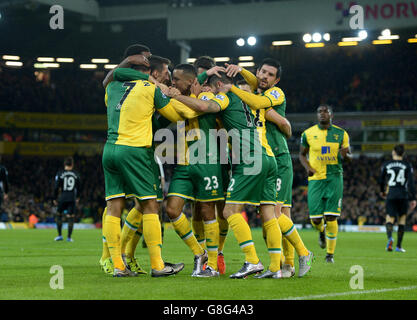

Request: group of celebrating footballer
left=98, top=42, right=340, bottom=278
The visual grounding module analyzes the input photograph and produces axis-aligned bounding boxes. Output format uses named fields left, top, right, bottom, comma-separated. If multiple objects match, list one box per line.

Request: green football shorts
left=308, top=174, right=343, bottom=218
left=167, top=163, right=224, bottom=202
left=102, top=143, right=157, bottom=201
left=276, top=153, right=293, bottom=208
left=221, top=163, right=231, bottom=196
left=125, top=152, right=163, bottom=202
left=226, top=154, right=277, bottom=206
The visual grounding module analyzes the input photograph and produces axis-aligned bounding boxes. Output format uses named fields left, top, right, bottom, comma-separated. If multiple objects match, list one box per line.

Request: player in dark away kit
left=53, top=157, right=81, bottom=242
left=380, top=145, right=416, bottom=252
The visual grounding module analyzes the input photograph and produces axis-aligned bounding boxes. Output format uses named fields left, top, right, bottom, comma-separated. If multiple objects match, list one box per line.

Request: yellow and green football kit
left=212, top=91, right=278, bottom=206
left=301, top=124, right=350, bottom=218
left=167, top=92, right=224, bottom=202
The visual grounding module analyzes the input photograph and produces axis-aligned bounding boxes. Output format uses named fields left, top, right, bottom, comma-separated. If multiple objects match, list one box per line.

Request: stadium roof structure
left=1, top=0, right=417, bottom=65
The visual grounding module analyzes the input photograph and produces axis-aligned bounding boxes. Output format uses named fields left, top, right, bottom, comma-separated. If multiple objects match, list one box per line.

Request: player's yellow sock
left=121, top=207, right=143, bottom=256
left=103, top=215, right=124, bottom=270
left=278, top=214, right=309, bottom=258
left=282, top=238, right=295, bottom=267
left=227, top=213, right=258, bottom=265
left=142, top=213, right=164, bottom=270
left=172, top=213, right=205, bottom=256
left=192, top=218, right=206, bottom=248
left=101, top=207, right=111, bottom=261
left=311, top=218, right=325, bottom=233
left=217, top=215, right=228, bottom=253
left=126, top=216, right=143, bottom=257
left=263, top=218, right=282, bottom=272
left=204, top=219, right=219, bottom=270
left=126, top=230, right=142, bottom=258
left=326, top=220, right=338, bottom=255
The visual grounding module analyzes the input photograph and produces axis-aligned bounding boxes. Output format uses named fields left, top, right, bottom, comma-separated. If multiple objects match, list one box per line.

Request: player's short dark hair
left=317, top=104, right=333, bottom=114
left=64, top=157, right=73, bottom=167
left=259, top=58, right=282, bottom=79
left=194, top=56, right=216, bottom=71
left=149, top=55, right=171, bottom=74
left=394, top=144, right=405, bottom=157
left=208, top=72, right=233, bottom=86
left=123, top=44, right=151, bottom=59
left=236, top=79, right=249, bottom=86
left=173, top=64, right=197, bottom=78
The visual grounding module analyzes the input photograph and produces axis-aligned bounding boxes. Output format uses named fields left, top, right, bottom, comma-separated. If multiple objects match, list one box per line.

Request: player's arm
left=53, top=174, right=61, bottom=205
left=171, top=99, right=202, bottom=119
left=339, top=131, right=353, bottom=162
left=102, top=54, right=150, bottom=88
left=225, top=64, right=258, bottom=92
left=164, top=87, right=228, bottom=114
left=153, top=87, right=186, bottom=122
left=76, top=174, right=81, bottom=204
left=197, top=66, right=227, bottom=85
left=299, top=133, right=316, bottom=177
left=229, top=85, right=272, bottom=110
left=265, top=108, right=292, bottom=138
left=379, top=165, right=387, bottom=198
left=113, top=68, right=149, bottom=82
left=407, top=165, right=416, bottom=207
left=174, top=95, right=221, bottom=113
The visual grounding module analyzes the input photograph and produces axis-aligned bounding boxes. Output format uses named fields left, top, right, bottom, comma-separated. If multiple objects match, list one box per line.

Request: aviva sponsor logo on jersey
left=321, top=146, right=330, bottom=154
left=317, top=146, right=336, bottom=162
left=215, top=94, right=225, bottom=101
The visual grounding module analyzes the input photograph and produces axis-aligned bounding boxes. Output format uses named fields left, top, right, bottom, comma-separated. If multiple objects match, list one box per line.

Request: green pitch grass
left=1, top=227, right=417, bottom=300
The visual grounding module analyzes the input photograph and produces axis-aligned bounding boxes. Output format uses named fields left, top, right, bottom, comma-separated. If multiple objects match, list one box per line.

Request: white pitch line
left=281, top=285, right=417, bottom=300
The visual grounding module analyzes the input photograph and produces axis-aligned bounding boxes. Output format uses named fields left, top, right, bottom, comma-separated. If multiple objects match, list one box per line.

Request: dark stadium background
left=1, top=0, right=417, bottom=230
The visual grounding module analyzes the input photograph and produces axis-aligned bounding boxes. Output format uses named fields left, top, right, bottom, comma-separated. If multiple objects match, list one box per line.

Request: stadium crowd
left=1, top=154, right=416, bottom=228
left=1, top=44, right=416, bottom=115
left=0, top=154, right=106, bottom=224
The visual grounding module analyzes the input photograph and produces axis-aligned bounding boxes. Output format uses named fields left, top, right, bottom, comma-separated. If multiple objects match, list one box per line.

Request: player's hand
left=307, top=167, right=316, bottom=177
left=190, top=79, right=202, bottom=97
left=218, top=82, right=233, bottom=93
left=164, top=86, right=181, bottom=98
left=379, top=192, right=387, bottom=199
left=3, top=194, right=7, bottom=201
left=225, top=63, right=242, bottom=78
left=53, top=200, right=58, bottom=206
left=156, top=82, right=168, bottom=93
left=127, top=54, right=150, bottom=67
left=410, top=200, right=417, bottom=211
left=206, top=66, right=226, bottom=77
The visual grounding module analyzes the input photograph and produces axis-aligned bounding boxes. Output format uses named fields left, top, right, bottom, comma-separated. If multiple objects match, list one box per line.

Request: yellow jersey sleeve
left=230, top=85, right=271, bottom=110
left=211, top=93, right=230, bottom=110
left=104, top=90, right=108, bottom=107
left=240, top=68, right=258, bottom=92
left=342, top=131, right=350, bottom=149
left=158, top=102, right=184, bottom=122
left=169, top=99, right=201, bottom=120
left=264, top=87, right=285, bottom=106
left=198, top=92, right=215, bottom=101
